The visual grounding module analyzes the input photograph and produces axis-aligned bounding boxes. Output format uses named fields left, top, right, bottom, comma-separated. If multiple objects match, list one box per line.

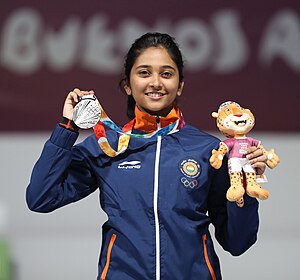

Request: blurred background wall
left=0, top=1, right=299, bottom=279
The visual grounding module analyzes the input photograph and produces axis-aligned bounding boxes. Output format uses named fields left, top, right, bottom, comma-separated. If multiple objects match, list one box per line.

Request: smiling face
left=124, top=47, right=184, bottom=117
left=213, top=102, right=255, bottom=138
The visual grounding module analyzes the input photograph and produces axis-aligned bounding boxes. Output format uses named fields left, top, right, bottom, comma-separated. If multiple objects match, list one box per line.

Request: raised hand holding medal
left=63, top=88, right=96, bottom=121
left=68, top=88, right=132, bottom=157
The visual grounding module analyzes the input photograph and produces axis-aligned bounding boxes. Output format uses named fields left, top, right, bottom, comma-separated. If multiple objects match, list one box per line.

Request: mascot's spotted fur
left=209, top=101, right=280, bottom=207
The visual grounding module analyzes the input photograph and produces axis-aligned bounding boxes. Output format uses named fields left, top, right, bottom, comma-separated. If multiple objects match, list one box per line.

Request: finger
left=71, top=88, right=89, bottom=101
left=73, top=88, right=90, bottom=99
left=75, top=89, right=93, bottom=97
left=252, top=162, right=266, bottom=175
left=82, top=91, right=92, bottom=96
left=250, top=161, right=264, bottom=172
left=246, top=148, right=263, bottom=160
left=249, top=154, right=267, bottom=165
left=68, top=91, right=80, bottom=103
left=246, top=146, right=257, bottom=153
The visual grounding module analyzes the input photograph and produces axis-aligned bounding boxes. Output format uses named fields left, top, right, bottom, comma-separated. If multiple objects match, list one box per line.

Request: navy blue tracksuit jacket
left=26, top=121, right=259, bottom=280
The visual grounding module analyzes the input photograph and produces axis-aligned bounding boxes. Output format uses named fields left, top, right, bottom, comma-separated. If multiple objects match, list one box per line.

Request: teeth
left=234, top=120, right=246, bottom=126
left=147, top=93, right=163, bottom=97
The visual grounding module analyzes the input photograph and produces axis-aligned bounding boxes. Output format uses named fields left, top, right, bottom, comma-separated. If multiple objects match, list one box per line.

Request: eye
left=161, top=71, right=173, bottom=78
left=138, top=70, right=150, bottom=77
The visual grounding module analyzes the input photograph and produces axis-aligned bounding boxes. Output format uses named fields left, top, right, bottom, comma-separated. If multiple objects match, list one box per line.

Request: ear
left=124, top=84, right=132, bottom=96
left=212, top=112, right=218, bottom=118
left=177, top=81, right=184, bottom=97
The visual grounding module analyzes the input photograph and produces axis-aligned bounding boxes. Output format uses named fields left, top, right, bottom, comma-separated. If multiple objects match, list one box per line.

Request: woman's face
left=125, top=47, right=184, bottom=117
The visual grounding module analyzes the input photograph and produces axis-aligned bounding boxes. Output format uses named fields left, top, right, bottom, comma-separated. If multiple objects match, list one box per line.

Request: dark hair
left=119, top=32, right=184, bottom=119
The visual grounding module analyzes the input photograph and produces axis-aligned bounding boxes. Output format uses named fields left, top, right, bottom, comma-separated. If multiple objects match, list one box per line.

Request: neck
left=135, top=105, right=173, bottom=118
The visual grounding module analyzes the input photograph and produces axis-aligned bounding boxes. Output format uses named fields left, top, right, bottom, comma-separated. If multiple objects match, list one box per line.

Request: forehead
left=218, top=101, right=241, bottom=111
left=225, top=104, right=239, bottom=110
left=218, top=104, right=240, bottom=115
left=134, top=47, right=177, bottom=68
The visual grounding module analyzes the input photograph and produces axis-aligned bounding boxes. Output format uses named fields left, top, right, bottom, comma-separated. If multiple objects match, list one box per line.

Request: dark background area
left=0, top=0, right=299, bottom=132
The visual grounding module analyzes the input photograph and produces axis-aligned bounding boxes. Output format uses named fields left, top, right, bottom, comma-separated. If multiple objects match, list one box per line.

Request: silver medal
left=73, top=94, right=101, bottom=129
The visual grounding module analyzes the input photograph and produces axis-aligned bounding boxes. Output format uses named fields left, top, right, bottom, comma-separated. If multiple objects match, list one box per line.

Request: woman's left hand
left=246, top=146, right=267, bottom=175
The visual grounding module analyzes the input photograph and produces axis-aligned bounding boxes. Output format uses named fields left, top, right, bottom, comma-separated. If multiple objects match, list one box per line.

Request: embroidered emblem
left=180, top=159, right=201, bottom=178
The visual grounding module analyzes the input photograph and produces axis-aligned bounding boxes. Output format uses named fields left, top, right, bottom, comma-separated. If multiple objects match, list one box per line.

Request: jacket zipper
left=202, top=234, right=217, bottom=280
left=100, top=233, right=117, bottom=280
left=154, top=116, right=162, bottom=280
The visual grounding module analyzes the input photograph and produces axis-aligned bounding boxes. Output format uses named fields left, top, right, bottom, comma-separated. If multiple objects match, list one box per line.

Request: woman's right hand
left=63, top=88, right=94, bottom=120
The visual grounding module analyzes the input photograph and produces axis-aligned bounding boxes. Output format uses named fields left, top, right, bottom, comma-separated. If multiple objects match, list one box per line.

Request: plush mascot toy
left=209, top=101, right=280, bottom=207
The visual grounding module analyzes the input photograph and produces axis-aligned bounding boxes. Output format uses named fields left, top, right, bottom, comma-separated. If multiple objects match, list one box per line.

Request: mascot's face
left=212, top=101, right=255, bottom=138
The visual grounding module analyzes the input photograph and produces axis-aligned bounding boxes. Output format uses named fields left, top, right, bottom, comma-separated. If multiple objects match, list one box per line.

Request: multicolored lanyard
left=93, top=102, right=185, bottom=157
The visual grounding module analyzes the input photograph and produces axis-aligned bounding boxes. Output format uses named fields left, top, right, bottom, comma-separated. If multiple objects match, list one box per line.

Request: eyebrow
left=136, top=65, right=177, bottom=71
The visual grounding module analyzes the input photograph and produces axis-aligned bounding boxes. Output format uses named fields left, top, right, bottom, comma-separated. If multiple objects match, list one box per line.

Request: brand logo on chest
left=118, top=160, right=141, bottom=169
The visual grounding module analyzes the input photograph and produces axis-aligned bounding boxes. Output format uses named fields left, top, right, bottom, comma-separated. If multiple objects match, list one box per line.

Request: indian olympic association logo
left=179, top=158, right=201, bottom=190
left=180, top=159, right=201, bottom=178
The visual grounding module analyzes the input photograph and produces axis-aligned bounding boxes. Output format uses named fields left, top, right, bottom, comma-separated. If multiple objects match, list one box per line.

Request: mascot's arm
left=210, top=142, right=228, bottom=169
left=259, top=145, right=280, bottom=169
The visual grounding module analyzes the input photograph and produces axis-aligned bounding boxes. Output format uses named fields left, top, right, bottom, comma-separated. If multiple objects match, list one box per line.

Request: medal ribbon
left=93, top=102, right=185, bottom=157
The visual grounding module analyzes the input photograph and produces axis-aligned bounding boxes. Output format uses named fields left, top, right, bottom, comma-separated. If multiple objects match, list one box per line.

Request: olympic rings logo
left=181, top=177, right=198, bottom=189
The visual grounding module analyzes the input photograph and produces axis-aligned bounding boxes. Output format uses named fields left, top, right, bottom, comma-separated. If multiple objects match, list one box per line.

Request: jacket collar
left=134, top=106, right=182, bottom=133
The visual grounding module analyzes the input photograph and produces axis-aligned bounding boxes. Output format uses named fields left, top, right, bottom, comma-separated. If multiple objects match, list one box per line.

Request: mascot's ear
left=212, top=112, right=219, bottom=118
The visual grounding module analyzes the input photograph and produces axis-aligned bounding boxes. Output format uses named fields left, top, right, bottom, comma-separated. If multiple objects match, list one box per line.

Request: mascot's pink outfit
left=222, top=137, right=261, bottom=173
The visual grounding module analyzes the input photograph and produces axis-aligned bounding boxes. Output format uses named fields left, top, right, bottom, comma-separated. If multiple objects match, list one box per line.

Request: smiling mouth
left=234, top=120, right=247, bottom=126
left=146, top=92, right=165, bottom=97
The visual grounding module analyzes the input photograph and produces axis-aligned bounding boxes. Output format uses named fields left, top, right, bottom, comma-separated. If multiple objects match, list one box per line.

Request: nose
left=232, top=107, right=243, bottom=117
left=149, top=74, right=162, bottom=89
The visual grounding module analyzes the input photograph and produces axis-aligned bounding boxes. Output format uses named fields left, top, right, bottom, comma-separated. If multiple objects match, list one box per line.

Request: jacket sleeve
left=207, top=160, right=259, bottom=256
left=26, top=125, right=98, bottom=213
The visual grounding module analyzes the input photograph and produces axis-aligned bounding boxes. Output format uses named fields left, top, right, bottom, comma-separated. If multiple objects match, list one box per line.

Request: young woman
left=26, top=32, right=267, bottom=280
